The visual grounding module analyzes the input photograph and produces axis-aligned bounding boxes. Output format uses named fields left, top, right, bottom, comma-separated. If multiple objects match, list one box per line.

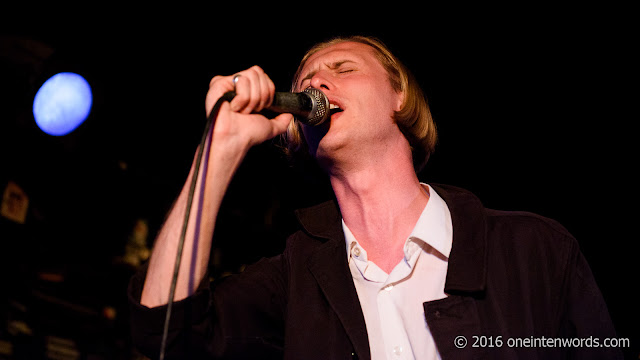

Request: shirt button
left=393, top=346, right=403, bottom=356
left=353, top=247, right=361, bottom=257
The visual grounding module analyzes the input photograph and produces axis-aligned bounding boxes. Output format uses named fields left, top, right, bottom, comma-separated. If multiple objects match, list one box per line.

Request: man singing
left=129, top=36, right=620, bottom=359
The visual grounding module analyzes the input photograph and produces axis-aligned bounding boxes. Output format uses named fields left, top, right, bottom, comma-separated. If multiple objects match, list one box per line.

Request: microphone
left=223, top=87, right=330, bottom=126
left=267, top=87, right=329, bottom=126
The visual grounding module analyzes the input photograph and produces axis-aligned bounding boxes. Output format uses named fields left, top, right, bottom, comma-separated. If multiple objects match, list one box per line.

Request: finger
left=209, top=66, right=273, bottom=116
left=230, top=67, right=263, bottom=114
left=250, top=66, right=271, bottom=111
left=230, top=74, right=250, bottom=112
left=258, top=71, right=275, bottom=111
left=269, top=113, right=294, bottom=138
left=245, top=66, right=264, bottom=114
left=267, top=76, right=276, bottom=108
left=206, top=75, right=231, bottom=117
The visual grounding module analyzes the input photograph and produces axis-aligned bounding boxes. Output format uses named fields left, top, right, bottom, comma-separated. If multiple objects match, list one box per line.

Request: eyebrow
left=298, top=60, right=356, bottom=86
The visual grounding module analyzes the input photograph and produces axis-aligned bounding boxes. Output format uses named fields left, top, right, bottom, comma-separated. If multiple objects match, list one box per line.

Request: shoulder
left=485, top=208, right=574, bottom=241
left=432, top=183, right=579, bottom=262
left=432, top=183, right=576, bottom=245
left=482, top=208, right=581, bottom=282
left=485, top=208, right=577, bottom=252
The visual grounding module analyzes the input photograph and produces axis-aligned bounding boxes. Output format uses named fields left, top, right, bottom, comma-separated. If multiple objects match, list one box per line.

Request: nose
left=309, top=71, right=334, bottom=91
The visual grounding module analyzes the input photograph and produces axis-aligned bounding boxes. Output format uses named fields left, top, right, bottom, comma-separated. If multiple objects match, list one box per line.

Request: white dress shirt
left=342, top=184, right=453, bottom=360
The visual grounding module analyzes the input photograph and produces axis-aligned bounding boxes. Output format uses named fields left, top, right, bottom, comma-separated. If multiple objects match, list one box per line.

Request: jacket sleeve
left=558, top=240, right=622, bottom=359
left=128, top=254, right=288, bottom=359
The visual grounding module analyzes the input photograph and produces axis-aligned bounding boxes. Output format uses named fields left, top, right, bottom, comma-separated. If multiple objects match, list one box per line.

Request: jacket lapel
left=296, top=201, right=371, bottom=360
left=427, top=184, right=489, bottom=359
left=430, top=184, right=487, bottom=294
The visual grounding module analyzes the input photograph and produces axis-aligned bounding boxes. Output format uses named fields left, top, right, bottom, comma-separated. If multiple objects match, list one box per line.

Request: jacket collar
left=294, top=200, right=343, bottom=242
left=295, top=183, right=488, bottom=295
left=430, top=184, right=487, bottom=295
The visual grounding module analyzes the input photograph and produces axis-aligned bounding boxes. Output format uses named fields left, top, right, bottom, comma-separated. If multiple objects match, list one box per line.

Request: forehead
left=299, top=41, right=379, bottom=75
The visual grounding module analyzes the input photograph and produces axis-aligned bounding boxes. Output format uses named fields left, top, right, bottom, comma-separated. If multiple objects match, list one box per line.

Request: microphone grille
left=303, top=87, right=329, bottom=126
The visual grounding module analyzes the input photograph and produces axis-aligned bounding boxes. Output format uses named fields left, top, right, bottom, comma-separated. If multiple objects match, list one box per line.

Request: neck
left=329, top=144, right=429, bottom=273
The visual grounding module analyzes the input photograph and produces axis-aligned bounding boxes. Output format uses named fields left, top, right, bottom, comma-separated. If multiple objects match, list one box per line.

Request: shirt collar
left=407, top=184, right=453, bottom=259
left=343, top=183, right=453, bottom=263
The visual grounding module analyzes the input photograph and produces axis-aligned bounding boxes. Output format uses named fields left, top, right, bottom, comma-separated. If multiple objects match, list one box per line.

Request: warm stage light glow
left=33, top=72, right=93, bottom=136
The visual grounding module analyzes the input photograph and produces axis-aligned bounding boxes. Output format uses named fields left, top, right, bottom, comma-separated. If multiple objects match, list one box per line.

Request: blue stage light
left=33, top=72, right=93, bottom=136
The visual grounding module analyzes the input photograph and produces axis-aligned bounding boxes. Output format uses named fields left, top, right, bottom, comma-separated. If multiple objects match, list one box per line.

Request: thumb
left=270, top=113, right=295, bottom=138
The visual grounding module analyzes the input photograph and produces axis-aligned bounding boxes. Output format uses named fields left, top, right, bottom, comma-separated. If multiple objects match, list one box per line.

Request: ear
left=394, top=89, right=406, bottom=112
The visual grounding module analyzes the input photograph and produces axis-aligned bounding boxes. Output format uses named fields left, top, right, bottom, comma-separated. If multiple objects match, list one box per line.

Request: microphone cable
left=159, top=91, right=236, bottom=360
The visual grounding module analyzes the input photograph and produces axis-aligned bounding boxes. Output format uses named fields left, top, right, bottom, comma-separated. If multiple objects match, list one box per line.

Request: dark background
left=1, top=4, right=636, bottom=359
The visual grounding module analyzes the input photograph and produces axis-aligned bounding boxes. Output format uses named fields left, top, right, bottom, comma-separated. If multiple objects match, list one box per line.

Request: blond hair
left=283, top=36, right=437, bottom=172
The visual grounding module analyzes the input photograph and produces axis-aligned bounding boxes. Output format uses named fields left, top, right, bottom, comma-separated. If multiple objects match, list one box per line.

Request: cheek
left=349, top=75, right=400, bottom=120
left=358, top=88, right=399, bottom=125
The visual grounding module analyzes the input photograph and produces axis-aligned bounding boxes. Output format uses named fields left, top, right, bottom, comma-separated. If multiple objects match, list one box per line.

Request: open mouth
left=329, top=103, right=343, bottom=116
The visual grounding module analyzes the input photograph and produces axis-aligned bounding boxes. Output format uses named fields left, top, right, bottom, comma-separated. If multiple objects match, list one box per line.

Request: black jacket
left=129, top=184, right=621, bottom=359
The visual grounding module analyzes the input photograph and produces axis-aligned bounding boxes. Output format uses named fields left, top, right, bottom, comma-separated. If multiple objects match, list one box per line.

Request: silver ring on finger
left=232, top=74, right=242, bottom=91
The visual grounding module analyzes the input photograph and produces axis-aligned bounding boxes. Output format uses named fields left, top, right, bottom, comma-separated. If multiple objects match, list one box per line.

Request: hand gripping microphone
left=267, top=87, right=330, bottom=126
left=223, top=87, right=330, bottom=126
